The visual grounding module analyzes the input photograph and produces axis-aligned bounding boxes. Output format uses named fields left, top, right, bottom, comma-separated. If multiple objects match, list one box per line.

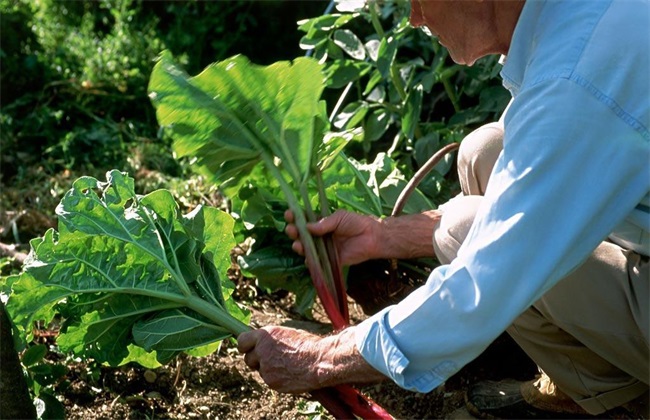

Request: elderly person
left=238, top=0, right=649, bottom=417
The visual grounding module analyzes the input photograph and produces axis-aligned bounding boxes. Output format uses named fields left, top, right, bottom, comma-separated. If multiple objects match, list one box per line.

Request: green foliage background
left=0, top=0, right=324, bottom=188
left=1, top=0, right=510, bottom=320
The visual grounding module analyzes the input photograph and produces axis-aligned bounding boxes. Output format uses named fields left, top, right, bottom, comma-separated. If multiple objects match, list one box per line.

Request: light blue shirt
left=355, top=0, right=650, bottom=393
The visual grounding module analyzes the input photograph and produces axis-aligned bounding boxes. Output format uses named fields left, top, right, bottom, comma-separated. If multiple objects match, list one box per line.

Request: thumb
left=307, top=211, right=345, bottom=237
left=237, top=330, right=258, bottom=353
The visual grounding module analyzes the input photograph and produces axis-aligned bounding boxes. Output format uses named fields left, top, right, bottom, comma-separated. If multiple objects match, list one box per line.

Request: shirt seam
left=525, top=73, right=650, bottom=142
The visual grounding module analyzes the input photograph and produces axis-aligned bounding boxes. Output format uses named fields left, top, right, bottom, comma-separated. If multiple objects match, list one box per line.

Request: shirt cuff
left=353, top=307, right=450, bottom=393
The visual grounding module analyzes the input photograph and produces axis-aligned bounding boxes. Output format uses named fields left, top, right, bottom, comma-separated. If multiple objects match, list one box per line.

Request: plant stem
left=390, top=65, right=407, bottom=102
left=298, top=183, right=339, bottom=310
left=439, top=66, right=461, bottom=112
left=315, top=171, right=349, bottom=325
left=443, top=79, right=460, bottom=113
left=184, top=296, right=251, bottom=336
left=259, top=154, right=347, bottom=329
left=368, top=0, right=385, bottom=38
left=329, top=82, right=353, bottom=124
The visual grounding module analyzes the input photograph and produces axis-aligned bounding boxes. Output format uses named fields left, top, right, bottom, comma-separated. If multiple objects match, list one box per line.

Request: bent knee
left=434, top=195, right=483, bottom=264
left=457, top=122, right=504, bottom=195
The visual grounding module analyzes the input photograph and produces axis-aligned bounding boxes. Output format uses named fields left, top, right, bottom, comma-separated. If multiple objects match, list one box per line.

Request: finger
left=291, top=239, right=305, bottom=256
left=284, top=209, right=295, bottom=223
left=236, top=331, right=258, bottom=353
left=243, top=350, right=260, bottom=371
left=285, top=223, right=299, bottom=240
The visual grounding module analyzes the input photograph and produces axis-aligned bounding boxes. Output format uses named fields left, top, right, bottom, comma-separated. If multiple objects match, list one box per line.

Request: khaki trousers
left=432, top=123, right=649, bottom=415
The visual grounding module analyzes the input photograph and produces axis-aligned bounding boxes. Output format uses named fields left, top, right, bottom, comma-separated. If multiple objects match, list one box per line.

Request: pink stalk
left=304, top=252, right=347, bottom=330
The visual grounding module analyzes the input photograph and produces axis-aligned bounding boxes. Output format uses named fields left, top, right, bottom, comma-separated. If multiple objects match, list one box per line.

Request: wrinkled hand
left=237, top=326, right=327, bottom=394
left=237, top=326, right=386, bottom=394
left=284, top=209, right=382, bottom=266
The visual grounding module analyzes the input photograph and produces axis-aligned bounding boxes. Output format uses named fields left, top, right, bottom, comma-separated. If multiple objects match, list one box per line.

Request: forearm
left=315, top=327, right=388, bottom=388
left=373, top=210, right=440, bottom=260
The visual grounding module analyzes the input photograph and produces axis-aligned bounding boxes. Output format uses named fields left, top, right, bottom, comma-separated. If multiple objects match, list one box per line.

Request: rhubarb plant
left=5, top=170, right=391, bottom=419
left=149, top=51, right=355, bottom=327
left=6, top=170, right=250, bottom=367
left=149, top=51, right=437, bottom=322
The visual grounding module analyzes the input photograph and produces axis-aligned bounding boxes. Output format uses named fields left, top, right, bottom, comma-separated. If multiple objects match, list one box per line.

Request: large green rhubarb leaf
left=149, top=51, right=329, bottom=186
left=7, top=170, right=249, bottom=366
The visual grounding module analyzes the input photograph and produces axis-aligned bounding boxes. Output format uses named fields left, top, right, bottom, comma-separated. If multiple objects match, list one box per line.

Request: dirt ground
left=59, top=293, right=537, bottom=420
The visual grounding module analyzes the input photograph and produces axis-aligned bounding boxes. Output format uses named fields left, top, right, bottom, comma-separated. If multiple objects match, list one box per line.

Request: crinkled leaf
left=6, top=170, right=249, bottom=366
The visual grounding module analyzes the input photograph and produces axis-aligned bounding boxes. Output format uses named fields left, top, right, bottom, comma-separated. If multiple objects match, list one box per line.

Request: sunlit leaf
left=333, top=29, right=366, bottom=60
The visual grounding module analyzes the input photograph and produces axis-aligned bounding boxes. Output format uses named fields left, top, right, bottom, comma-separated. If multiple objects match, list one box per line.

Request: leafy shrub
left=299, top=0, right=510, bottom=202
left=0, top=0, right=323, bottom=184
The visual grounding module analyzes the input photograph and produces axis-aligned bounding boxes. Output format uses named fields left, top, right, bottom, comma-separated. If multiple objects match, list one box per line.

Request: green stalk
left=205, top=96, right=348, bottom=327
left=298, top=183, right=339, bottom=305
left=390, top=65, right=407, bottom=102
left=443, top=79, right=460, bottom=113
left=440, top=66, right=461, bottom=112
left=260, top=154, right=346, bottom=329
left=368, top=0, right=385, bottom=38
left=184, top=296, right=251, bottom=336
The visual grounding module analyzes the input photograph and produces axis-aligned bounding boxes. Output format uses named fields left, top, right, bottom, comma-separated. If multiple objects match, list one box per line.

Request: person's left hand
left=237, top=326, right=325, bottom=394
left=238, top=325, right=387, bottom=394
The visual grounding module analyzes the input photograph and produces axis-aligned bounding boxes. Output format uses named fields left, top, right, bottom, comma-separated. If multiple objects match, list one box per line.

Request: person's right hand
left=284, top=209, right=382, bottom=266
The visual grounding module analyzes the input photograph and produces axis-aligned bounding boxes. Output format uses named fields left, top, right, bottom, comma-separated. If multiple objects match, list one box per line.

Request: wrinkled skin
left=237, top=326, right=386, bottom=394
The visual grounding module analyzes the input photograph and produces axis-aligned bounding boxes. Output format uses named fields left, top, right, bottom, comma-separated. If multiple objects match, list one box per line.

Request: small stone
left=144, top=370, right=157, bottom=383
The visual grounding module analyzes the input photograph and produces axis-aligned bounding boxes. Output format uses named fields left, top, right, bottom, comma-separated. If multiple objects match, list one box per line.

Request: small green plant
left=148, top=51, right=397, bottom=418
left=6, top=169, right=391, bottom=418
left=21, top=344, right=67, bottom=419
left=298, top=399, right=331, bottom=420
